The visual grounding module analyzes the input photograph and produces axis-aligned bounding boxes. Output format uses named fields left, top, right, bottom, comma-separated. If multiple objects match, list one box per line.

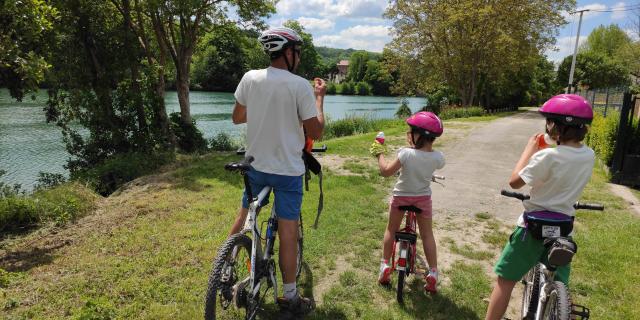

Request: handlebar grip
left=237, top=146, right=327, bottom=155
left=500, top=190, right=530, bottom=201
left=574, top=202, right=605, bottom=211
left=241, top=156, right=254, bottom=165
left=432, top=175, right=445, bottom=181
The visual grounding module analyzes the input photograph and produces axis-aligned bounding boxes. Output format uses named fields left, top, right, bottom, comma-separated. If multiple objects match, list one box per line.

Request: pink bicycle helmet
left=539, top=94, right=593, bottom=125
left=406, top=111, right=444, bottom=137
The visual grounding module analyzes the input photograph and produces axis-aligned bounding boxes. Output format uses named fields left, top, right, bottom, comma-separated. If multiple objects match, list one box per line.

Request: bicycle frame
left=532, top=263, right=557, bottom=320
left=243, top=182, right=280, bottom=306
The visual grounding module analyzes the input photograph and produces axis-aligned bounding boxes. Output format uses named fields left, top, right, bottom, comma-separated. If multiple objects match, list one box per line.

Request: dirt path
left=432, top=111, right=544, bottom=222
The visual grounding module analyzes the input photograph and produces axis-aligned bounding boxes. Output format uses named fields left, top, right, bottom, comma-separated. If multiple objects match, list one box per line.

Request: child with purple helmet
left=485, top=94, right=595, bottom=320
left=370, top=111, right=445, bottom=294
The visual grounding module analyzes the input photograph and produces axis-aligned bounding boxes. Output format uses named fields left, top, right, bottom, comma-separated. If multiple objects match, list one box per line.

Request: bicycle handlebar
left=236, top=145, right=328, bottom=155
left=432, top=175, right=445, bottom=181
left=500, top=189, right=604, bottom=210
left=224, top=156, right=254, bottom=172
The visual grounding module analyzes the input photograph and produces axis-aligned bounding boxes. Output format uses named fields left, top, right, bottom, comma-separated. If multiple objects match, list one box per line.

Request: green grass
left=569, top=165, right=640, bottom=319
left=448, top=243, right=495, bottom=261
left=1, top=109, right=636, bottom=319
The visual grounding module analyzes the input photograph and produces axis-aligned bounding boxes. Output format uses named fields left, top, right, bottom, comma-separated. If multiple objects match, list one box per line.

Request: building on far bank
left=331, top=60, right=349, bottom=83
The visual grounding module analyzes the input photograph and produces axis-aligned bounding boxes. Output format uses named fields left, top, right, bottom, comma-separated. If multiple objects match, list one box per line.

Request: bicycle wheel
left=521, top=264, right=541, bottom=320
left=396, top=242, right=407, bottom=303
left=541, top=281, right=571, bottom=320
left=296, top=215, right=304, bottom=279
left=204, top=233, right=252, bottom=320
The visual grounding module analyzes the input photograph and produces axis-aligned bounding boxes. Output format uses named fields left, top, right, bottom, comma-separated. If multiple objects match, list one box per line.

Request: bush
left=585, top=111, right=620, bottom=165
left=209, top=132, right=241, bottom=151
left=323, top=114, right=396, bottom=140
left=438, top=106, right=485, bottom=120
left=169, top=112, right=208, bottom=153
left=395, top=99, right=412, bottom=118
left=34, top=172, right=67, bottom=191
left=338, top=81, right=355, bottom=95
left=326, top=82, right=337, bottom=95
left=0, top=170, right=22, bottom=199
left=0, top=182, right=98, bottom=233
left=354, top=81, right=372, bottom=95
left=74, top=151, right=173, bottom=196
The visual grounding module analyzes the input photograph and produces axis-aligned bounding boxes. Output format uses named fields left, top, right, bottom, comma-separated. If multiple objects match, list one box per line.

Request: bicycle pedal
left=570, top=304, right=590, bottom=320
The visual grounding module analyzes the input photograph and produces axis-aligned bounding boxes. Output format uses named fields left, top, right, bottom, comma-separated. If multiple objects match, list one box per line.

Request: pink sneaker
left=378, top=266, right=392, bottom=285
left=424, top=273, right=437, bottom=294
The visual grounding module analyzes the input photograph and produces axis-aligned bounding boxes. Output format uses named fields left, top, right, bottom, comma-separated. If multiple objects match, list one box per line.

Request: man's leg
left=278, top=218, right=299, bottom=287
left=229, top=207, right=249, bottom=236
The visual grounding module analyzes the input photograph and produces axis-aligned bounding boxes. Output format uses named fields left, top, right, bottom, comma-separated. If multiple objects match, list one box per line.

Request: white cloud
left=275, top=0, right=387, bottom=18
left=624, top=28, right=640, bottom=41
left=297, top=17, right=335, bottom=32
left=315, top=25, right=391, bottom=52
left=611, top=2, right=628, bottom=20
left=545, top=35, right=588, bottom=64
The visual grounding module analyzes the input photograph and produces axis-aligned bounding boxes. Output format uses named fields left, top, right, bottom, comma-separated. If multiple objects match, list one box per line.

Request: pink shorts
left=389, top=195, right=433, bottom=218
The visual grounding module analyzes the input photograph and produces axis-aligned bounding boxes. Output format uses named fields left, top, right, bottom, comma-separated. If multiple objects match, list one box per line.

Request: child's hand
left=369, top=141, right=387, bottom=157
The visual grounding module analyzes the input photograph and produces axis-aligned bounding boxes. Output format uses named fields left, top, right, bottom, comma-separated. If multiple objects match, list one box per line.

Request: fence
left=574, top=87, right=627, bottom=117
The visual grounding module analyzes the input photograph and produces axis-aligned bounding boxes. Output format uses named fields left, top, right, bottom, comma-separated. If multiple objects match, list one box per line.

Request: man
left=230, top=27, right=326, bottom=316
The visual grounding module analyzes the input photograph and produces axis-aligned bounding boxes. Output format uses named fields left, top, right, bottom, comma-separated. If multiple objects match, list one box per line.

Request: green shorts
left=494, top=227, right=571, bottom=285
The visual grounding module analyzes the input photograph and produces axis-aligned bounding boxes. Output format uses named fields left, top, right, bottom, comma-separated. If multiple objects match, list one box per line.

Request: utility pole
left=567, top=9, right=589, bottom=94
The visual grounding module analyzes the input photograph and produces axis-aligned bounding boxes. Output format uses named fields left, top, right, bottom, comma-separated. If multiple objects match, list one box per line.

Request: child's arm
left=509, top=134, right=543, bottom=189
left=377, top=153, right=402, bottom=177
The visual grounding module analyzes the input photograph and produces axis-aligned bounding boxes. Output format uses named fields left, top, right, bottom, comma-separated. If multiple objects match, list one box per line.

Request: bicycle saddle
left=398, top=205, right=422, bottom=213
left=225, top=156, right=254, bottom=172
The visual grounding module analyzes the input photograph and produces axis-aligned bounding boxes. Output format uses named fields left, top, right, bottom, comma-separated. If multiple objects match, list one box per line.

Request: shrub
left=34, top=172, right=67, bottom=191
left=354, top=81, right=372, bottom=95
left=209, top=132, right=241, bottom=151
left=326, top=82, right=337, bottom=95
left=74, top=151, right=173, bottom=196
left=585, top=111, right=619, bottom=165
left=169, top=112, right=208, bottom=153
left=0, top=170, right=22, bottom=199
left=395, top=99, right=412, bottom=118
left=0, top=182, right=98, bottom=233
left=323, top=114, right=395, bottom=140
left=438, top=106, right=485, bottom=120
left=339, top=81, right=355, bottom=95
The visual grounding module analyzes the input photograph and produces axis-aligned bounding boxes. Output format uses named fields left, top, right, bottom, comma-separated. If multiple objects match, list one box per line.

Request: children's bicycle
left=500, top=190, right=604, bottom=320
left=391, top=174, right=444, bottom=303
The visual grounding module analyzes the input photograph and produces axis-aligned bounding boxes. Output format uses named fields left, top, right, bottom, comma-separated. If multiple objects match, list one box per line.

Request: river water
left=0, top=89, right=425, bottom=189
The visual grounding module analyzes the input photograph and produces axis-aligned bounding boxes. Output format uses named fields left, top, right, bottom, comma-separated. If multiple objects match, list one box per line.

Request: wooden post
left=604, top=87, right=610, bottom=117
left=611, top=92, right=632, bottom=177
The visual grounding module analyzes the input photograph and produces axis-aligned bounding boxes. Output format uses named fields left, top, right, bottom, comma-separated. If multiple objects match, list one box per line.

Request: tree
left=582, top=24, right=631, bottom=58
left=556, top=51, right=629, bottom=89
left=347, top=51, right=369, bottom=82
left=0, top=0, right=57, bottom=101
left=363, top=60, right=393, bottom=96
left=192, top=23, right=247, bottom=92
left=110, top=0, right=276, bottom=125
left=283, top=20, right=322, bottom=79
left=385, top=0, right=573, bottom=106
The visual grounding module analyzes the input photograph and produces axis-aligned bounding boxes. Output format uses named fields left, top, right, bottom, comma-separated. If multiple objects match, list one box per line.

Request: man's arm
left=509, top=133, right=542, bottom=189
left=302, top=78, right=326, bottom=140
left=232, top=101, right=247, bottom=124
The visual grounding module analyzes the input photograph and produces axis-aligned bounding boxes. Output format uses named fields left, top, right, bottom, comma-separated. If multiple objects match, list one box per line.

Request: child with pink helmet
left=370, top=111, right=445, bottom=294
left=485, top=94, right=595, bottom=320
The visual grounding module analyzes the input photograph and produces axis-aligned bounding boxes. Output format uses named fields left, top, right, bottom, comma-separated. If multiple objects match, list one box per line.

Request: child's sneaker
left=277, top=294, right=315, bottom=317
left=424, top=269, right=438, bottom=294
left=378, top=264, right=392, bottom=285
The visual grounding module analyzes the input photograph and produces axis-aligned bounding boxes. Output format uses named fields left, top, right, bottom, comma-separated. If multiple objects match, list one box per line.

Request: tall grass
left=322, top=114, right=399, bottom=140
left=437, top=106, right=485, bottom=120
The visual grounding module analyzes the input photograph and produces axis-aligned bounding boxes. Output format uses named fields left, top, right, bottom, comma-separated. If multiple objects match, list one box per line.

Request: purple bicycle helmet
left=406, top=111, right=444, bottom=137
left=539, top=94, right=593, bottom=125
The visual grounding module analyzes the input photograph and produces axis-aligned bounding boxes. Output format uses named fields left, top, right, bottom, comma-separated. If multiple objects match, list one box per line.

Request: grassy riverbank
left=1, top=110, right=638, bottom=319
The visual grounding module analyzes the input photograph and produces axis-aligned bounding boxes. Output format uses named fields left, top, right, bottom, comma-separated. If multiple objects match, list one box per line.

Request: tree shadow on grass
left=171, top=153, right=245, bottom=192
left=398, top=280, right=482, bottom=320
left=0, top=240, right=68, bottom=272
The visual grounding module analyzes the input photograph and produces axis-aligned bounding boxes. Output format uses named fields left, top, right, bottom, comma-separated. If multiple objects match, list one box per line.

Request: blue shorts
left=241, top=168, right=303, bottom=221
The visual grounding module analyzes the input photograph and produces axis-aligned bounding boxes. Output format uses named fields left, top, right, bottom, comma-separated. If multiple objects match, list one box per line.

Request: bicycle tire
left=521, top=264, right=541, bottom=320
left=204, top=233, right=252, bottom=320
left=396, top=270, right=406, bottom=303
left=542, top=281, right=571, bottom=320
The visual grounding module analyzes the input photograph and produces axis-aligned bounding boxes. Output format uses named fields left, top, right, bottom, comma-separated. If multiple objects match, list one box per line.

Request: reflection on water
left=1, top=89, right=425, bottom=189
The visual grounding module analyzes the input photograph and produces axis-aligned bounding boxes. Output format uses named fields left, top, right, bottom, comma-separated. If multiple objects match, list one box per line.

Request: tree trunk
left=176, top=54, right=192, bottom=124
left=122, top=0, right=148, bottom=136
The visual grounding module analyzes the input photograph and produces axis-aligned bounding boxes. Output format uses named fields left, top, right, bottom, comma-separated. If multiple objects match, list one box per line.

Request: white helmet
left=258, top=27, right=303, bottom=53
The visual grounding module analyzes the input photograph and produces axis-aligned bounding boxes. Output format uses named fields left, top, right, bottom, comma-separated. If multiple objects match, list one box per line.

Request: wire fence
left=574, top=87, right=628, bottom=117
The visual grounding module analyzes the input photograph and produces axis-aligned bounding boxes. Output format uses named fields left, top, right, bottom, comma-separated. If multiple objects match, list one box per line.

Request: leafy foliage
left=209, top=132, right=241, bottom=151
left=395, top=99, right=412, bottom=118
left=169, top=112, right=208, bottom=153
left=557, top=51, right=630, bottom=90
left=585, top=111, right=619, bottom=165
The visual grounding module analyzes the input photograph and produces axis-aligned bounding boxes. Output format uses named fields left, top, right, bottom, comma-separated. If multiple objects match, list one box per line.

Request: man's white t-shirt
left=393, top=148, right=446, bottom=197
left=234, top=67, right=317, bottom=176
left=516, top=145, right=595, bottom=227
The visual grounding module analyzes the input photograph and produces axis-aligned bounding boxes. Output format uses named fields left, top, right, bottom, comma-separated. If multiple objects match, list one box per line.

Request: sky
left=266, top=0, right=640, bottom=64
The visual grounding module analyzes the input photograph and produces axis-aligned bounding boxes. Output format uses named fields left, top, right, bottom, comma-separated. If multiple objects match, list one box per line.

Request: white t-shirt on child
left=234, top=67, right=318, bottom=176
left=516, top=145, right=595, bottom=227
left=393, top=147, right=445, bottom=197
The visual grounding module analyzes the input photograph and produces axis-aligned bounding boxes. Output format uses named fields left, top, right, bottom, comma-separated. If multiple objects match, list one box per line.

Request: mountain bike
left=391, top=174, right=444, bottom=303
left=205, top=147, right=326, bottom=320
left=500, top=190, right=603, bottom=320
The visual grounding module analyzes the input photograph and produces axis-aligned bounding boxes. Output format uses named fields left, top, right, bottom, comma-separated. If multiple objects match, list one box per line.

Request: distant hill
left=315, top=46, right=382, bottom=64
